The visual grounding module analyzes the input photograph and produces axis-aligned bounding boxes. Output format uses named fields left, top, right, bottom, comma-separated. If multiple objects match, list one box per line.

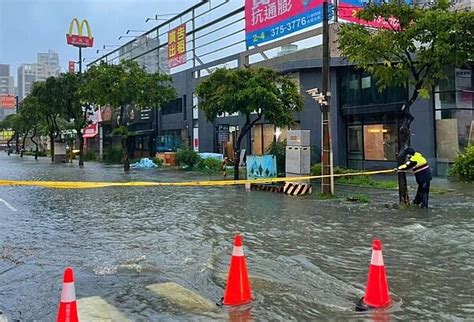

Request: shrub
left=176, top=147, right=201, bottom=168
left=311, top=163, right=322, bottom=175
left=266, top=139, right=286, bottom=175
left=449, top=145, right=474, bottom=182
left=154, top=157, right=164, bottom=167
left=103, top=146, right=123, bottom=164
left=197, top=158, right=222, bottom=173
left=84, top=150, right=96, bottom=161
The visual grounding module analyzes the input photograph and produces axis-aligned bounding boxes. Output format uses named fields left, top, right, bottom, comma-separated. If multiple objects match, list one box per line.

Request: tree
left=80, top=60, right=176, bottom=171
left=57, top=73, right=88, bottom=166
left=0, top=114, right=16, bottom=154
left=31, top=79, right=66, bottom=162
left=18, top=95, right=43, bottom=159
left=338, top=0, right=474, bottom=204
left=195, top=67, right=304, bottom=180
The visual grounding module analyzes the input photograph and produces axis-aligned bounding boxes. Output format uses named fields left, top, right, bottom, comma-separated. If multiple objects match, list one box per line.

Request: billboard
left=245, top=0, right=332, bottom=46
left=0, top=95, right=16, bottom=109
left=68, top=61, right=76, bottom=73
left=338, top=0, right=410, bottom=29
left=168, top=24, right=187, bottom=68
left=66, top=18, right=94, bottom=48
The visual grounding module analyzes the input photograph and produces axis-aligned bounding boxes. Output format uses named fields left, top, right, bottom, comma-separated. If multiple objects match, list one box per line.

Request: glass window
left=339, top=68, right=407, bottom=108
left=161, top=98, right=183, bottom=115
left=347, top=125, right=363, bottom=160
left=435, top=67, right=474, bottom=162
left=363, top=124, right=398, bottom=161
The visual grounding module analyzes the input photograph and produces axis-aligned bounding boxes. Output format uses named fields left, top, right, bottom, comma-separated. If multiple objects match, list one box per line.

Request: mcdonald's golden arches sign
left=66, top=18, right=94, bottom=47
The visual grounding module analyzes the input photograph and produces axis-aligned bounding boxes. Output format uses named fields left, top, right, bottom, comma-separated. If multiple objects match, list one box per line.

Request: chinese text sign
left=245, top=0, right=332, bottom=46
left=168, top=24, right=187, bottom=68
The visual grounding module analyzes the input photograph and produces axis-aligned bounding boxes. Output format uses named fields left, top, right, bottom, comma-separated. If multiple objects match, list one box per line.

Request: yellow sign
left=66, top=18, right=94, bottom=48
left=168, top=24, right=186, bottom=68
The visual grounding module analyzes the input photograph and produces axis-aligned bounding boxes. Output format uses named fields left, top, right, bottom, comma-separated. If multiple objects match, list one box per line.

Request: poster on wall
left=247, top=155, right=277, bottom=180
left=168, top=24, right=187, bottom=68
left=245, top=0, right=332, bottom=47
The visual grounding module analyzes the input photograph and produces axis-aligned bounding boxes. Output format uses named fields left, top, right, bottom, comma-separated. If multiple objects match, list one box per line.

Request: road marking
left=77, top=296, right=130, bottom=322
left=0, top=198, right=17, bottom=212
left=146, top=282, right=217, bottom=313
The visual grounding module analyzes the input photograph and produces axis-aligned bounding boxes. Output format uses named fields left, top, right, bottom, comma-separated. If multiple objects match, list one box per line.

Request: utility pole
left=79, top=47, right=82, bottom=74
left=321, top=0, right=334, bottom=195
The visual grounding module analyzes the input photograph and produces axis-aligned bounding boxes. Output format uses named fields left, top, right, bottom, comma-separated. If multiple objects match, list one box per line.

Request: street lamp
left=126, top=29, right=146, bottom=34
left=102, top=45, right=119, bottom=49
left=145, top=13, right=178, bottom=23
left=118, top=35, right=137, bottom=40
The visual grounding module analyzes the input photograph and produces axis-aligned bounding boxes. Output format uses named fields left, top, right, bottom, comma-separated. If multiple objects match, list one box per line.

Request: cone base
left=219, top=297, right=253, bottom=307
left=355, top=297, right=391, bottom=311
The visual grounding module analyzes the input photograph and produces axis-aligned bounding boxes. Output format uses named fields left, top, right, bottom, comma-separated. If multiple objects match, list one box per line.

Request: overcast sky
left=0, top=0, right=199, bottom=83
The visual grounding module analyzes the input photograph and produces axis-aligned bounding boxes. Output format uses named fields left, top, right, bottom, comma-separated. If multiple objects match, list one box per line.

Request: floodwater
left=0, top=153, right=473, bottom=320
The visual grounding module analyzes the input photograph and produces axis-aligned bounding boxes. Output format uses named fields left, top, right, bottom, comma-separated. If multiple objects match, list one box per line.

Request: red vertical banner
left=68, top=61, right=76, bottom=73
left=168, top=24, right=187, bottom=68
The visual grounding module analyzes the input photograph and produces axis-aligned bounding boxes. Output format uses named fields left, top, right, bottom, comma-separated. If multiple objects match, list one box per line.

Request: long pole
left=79, top=47, right=82, bottom=74
left=321, top=0, right=334, bottom=195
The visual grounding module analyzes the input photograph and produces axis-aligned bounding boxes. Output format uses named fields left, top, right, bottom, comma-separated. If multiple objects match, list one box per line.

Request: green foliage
left=196, top=67, right=303, bottom=179
left=84, top=150, right=97, bottom=161
left=448, top=145, right=474, bottom=182
left=346, top=193, right=371, bottom=203
left=111, top=126, right=135, bottom=139
left=265, top=139, right=286, bottom=176
left=310, top=164, right=398, bottom=189
left=80, top=60, right=176, bottom=117
left=196, top=67, right=303, bottom=126
left=338, top=0, right=474, bottom=104
left=196, top=158, right=223, bottom=174
left=176, top=147, right=201, bottom=169
left=103, top=146, right=123, bottom=164
left=154, top=157, right=164, bottom=167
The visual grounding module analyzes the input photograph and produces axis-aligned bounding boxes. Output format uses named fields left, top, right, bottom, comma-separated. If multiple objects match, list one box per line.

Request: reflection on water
left=0, top=154, right=473, bottom=320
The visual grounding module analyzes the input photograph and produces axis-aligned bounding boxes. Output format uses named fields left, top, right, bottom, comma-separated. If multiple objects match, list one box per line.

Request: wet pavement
left=0, top=153, right=473, bottom=320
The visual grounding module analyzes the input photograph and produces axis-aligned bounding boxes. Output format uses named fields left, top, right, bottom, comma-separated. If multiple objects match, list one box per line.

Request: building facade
left=17, top=50, right=61, bottom=101
left=0, top=64, right=16, bottom=121
left=90, top=0, right=473, bottom=175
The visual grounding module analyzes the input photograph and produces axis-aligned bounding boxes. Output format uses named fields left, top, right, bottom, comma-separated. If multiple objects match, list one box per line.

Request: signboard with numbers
left=168, top=24, right=187, bottom=68
left=245, top=0, right=332, bottom=46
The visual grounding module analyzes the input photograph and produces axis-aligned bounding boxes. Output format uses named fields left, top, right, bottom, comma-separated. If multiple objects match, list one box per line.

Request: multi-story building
left=0, top=64, right=16, bottom=121
left=90, top=0, right=473, bottom=175
left=17, top=50, right=61, bottom=101
left=0, top=64, right=14, bottom=96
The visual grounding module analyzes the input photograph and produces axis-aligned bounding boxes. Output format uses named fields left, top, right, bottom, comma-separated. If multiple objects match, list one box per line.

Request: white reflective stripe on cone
left=370, top=250, right=384, bottom=266
left=61, top=282, right=76, bottom=303
left=232, top=246, right=244, bottom=257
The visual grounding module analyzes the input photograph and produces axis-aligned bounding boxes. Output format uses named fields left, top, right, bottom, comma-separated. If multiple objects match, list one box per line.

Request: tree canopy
left=338, top=0, right=474, bottom=204
left=196, top=67, right=304, bottom=179
left=339, top=0, right=473, bottom=103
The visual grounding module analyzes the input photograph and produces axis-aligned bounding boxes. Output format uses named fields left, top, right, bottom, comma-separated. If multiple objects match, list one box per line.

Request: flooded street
left=0, top=153, right=473, bottom=320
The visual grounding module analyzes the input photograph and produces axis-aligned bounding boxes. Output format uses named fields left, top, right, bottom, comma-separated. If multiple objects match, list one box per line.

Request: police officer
left=397, top=147, right=432, bottom=208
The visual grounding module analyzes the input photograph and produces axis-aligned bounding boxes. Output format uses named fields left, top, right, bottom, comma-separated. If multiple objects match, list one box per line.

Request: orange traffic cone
left=356, top=239, right=391, bottom=311
left=57, top=267, right=79, bottom=322
left=221, top=234, right=253, bottom=306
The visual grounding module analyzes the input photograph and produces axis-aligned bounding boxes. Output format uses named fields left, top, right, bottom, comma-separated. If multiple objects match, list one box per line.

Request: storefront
left=434, top=67, right=474, bottom=174
left=338, top=67, right=408, bottom=168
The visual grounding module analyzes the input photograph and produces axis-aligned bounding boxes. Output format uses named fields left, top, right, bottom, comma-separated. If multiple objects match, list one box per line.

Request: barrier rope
left=0, top=169, right=396, bottom=190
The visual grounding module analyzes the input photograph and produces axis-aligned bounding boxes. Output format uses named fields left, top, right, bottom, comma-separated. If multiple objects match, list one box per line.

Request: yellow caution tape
left=0, top=169, right=396, bottom=190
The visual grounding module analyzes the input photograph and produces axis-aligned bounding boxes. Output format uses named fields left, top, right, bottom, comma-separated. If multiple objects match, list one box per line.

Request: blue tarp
left=131, top=158, right=157, bottom=169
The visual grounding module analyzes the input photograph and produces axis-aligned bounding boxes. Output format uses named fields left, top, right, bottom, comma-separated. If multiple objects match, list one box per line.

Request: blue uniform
left=398, top=152, right=432, bottom=208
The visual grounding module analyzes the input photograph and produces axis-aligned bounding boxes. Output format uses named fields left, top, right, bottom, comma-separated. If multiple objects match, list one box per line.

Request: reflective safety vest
left=399, top=152, right=429, bottom=173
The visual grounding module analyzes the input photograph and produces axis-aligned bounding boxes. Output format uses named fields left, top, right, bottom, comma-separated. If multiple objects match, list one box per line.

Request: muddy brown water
left=0, top=154, right=473, bottom=320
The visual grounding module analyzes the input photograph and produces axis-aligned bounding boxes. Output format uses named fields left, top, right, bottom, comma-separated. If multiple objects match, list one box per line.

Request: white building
left=17, top=50, right=61, bottom=101
left=0, top=64, right=14, bottom=96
